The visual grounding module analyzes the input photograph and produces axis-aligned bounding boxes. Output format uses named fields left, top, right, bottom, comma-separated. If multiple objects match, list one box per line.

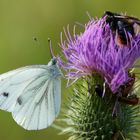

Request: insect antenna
left=48, top=38, right=55, bottom=58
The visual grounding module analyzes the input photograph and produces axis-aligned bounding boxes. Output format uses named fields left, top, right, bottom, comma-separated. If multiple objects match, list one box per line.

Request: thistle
left=57, top=11, right=140, bottom=140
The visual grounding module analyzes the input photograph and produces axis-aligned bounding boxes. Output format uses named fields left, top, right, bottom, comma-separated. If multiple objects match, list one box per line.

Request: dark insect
left=95, top=73, right=139, bottom=106
left=103, top=11, right=140, bottom=46
left=95, top=84, right=103, bottom=97
left=118, top=95, right=139, bottom=105
left=118, top=74, right=139, bottom=105
left=2, top=92, right=9, bottom=97
left=33, top=37, right=38, bottom=41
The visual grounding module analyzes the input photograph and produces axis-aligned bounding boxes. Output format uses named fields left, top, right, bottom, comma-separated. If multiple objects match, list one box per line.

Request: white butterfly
left=0, top=58, right=62, bottom=130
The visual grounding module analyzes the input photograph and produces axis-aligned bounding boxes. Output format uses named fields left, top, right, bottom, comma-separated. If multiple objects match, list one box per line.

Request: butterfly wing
left=12, top=76, right=61, bottom=130
left=0, top=65, right=48, bottom=112
left=0, top=61, right=62, bottom=130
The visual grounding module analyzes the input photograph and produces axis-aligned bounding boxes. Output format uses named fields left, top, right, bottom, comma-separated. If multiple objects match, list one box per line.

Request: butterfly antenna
left=48, top=38, right=55, bottom=58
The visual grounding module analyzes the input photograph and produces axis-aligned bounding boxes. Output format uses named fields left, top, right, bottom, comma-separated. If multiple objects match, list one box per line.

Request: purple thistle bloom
left=59, top=16, right=140, bottom=93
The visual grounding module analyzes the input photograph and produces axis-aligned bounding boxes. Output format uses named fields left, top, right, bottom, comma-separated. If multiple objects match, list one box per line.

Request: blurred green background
left=0, top=0, right=140, bottom=140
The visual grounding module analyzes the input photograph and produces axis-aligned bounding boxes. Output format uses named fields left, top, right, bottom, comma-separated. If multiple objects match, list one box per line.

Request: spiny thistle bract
left=56, top=11, right=140, bottom=140
left=59, top=78, right=140, bottom=140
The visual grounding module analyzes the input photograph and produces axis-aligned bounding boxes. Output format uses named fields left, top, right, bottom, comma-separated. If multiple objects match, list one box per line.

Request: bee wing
left=0, top=64, right=61, bottom=130
left=126, top=17, right=140, bottom=35
left=115, top=15, right=140, bottom=25
left=133, top=23, right=140, bottom=35
left=125, top=16, right=140, bottom=25
left=114, top=15, right=140, bottom=35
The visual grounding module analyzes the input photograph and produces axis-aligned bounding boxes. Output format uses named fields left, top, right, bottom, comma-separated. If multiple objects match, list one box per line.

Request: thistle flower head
left=59, top=15, right=140, bottom=93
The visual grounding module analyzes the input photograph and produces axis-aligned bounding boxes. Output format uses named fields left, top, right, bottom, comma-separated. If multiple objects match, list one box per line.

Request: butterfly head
left=48, top=58, right=57, bottom=66
left=47, top=57, right=63, bottom=77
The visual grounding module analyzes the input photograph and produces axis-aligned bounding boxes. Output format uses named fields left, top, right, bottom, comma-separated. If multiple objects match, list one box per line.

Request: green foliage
left=58, top=78, right=140, bottom=140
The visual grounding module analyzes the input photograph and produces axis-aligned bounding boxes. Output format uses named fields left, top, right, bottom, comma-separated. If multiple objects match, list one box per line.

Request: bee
left=118, top=74, right=139, bottom=105
left=95, top=73, right=139, bottom=105
left=103, top=11, right=140, bottom=46
left=112, top=75, right=139, bottom=117
left=118, top=95, right=139, bottom=105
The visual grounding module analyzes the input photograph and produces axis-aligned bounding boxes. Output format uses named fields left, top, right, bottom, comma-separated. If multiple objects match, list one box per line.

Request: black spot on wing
left=2, top=92, right=9, bottom=97
left=17, top=97, right=22, bottom=105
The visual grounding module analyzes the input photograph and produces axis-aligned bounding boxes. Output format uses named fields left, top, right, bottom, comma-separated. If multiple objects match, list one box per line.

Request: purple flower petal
left=59, top=16, right=140, bottom=93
